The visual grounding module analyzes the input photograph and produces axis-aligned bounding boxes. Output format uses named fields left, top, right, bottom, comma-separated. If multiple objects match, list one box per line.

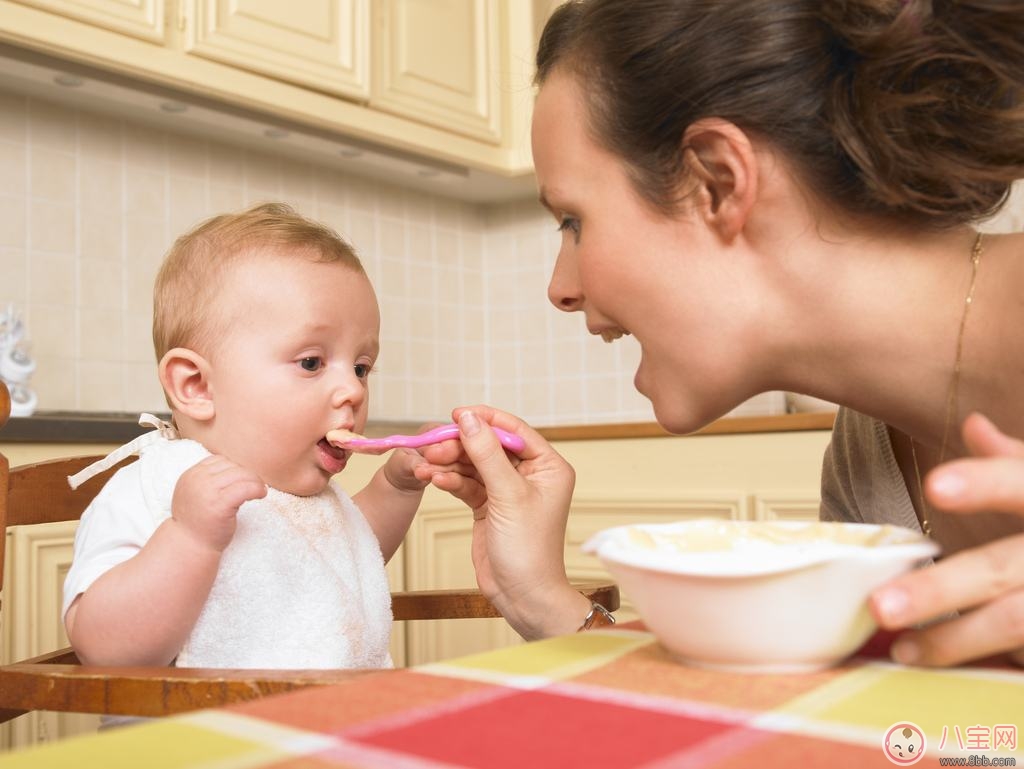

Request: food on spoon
left=326, top=428, right=366, bottom=447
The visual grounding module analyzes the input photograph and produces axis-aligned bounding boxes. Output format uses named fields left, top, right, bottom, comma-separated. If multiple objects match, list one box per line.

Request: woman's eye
left=557, top=216, right=581, bottom=241
left=354, top=363, right=372, bottom=379
left=299, top=357, right=323, bottom=372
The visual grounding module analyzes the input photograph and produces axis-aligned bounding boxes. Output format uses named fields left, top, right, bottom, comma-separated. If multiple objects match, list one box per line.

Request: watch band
left=577, top=600, right=616, bottom=632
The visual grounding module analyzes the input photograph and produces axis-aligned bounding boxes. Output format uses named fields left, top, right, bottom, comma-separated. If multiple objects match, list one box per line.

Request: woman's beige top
left=819, top=407, right=1022, bottom=558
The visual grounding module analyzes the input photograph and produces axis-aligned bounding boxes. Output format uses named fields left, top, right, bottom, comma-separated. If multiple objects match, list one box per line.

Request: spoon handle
left=344, top=423, right=526, bottom=454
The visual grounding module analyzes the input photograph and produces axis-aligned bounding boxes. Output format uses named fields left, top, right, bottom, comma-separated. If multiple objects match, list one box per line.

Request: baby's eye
left=299, top=357, right=323, bottom=372
left=354, top=363, right=373, bottom=379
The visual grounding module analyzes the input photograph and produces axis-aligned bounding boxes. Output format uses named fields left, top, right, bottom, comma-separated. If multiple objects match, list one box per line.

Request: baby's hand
left=171, top=455, right=267, bottom=553
left=382, top=448, right=430, bottom=494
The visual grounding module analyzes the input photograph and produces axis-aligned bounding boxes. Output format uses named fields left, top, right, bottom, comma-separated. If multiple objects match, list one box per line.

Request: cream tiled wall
left=3, top=88, right=1022, bottom=427
left=1, top=89, right=497, bottom=423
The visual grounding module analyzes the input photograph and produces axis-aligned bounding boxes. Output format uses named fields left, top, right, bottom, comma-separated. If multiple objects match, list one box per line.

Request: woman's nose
left=547, top=250, right=582, bottom=312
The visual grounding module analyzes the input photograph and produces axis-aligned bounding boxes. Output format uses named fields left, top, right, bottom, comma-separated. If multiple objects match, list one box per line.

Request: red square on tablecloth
left=231, top=671, right=491, bottom=734
left=354, top=688, right=743, bottom=769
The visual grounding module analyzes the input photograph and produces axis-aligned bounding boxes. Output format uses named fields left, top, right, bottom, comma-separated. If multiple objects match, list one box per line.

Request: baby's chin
left=264, top=472, right=332, bottom=498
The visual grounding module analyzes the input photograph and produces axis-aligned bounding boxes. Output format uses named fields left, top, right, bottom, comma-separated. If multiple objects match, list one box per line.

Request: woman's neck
left=763, top=228, right=1022, bottom=449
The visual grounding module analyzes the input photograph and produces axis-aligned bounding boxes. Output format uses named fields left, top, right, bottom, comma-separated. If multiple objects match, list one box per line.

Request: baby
left=63, top=202, right=429, bottom=670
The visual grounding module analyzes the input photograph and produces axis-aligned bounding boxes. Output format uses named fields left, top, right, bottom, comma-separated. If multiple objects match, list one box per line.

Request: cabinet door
left=8, top=0, right=166, bottom=42
left=372, top=0, right=502, bottom=144
left=1, top=523, right=100, bottom=750
left=186, top=0, right=370, bottom=100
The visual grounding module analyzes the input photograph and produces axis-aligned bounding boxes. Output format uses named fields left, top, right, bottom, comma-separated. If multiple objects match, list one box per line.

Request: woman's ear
left=159, top=348, right=214, bottom=422
left=681, top=118, right=758, bottom=242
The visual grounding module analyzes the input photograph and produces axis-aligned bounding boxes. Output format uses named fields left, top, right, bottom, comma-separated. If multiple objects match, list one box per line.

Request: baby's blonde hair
left=152, top=202, right=365, bottom=362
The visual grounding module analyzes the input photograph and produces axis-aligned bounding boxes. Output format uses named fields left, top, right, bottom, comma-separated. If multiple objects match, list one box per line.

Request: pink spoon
left=327, top=423, right=526, bottom=455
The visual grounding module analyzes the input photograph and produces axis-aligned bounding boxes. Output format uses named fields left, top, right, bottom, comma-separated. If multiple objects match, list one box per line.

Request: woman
left=419, top=0, right=1024, bottom=666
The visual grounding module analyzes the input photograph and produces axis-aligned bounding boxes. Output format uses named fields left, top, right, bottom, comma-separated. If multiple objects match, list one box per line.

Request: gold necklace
left=910, top=232, right=984, bottom=536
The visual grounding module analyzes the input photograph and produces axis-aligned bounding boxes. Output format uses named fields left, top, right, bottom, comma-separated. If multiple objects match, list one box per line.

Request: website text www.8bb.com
left=938, top=757, right=1016, bottom=767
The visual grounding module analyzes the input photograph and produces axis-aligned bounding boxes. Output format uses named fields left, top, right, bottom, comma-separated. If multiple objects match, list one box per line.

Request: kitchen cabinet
left=7, top=0, right=167, bottom=43
left=0, top=0, right=537, bottom=174
left=186, top=0, right=370, bottom=101
left=372, top=0, right=502, bottom=144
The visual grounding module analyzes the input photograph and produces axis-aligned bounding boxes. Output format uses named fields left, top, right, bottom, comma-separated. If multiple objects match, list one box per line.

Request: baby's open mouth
left=319, top=438, right=348, bottom=461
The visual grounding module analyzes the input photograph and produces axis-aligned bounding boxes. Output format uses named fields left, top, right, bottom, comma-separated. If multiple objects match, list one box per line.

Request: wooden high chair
left=0, top=382, right=618, bottom=722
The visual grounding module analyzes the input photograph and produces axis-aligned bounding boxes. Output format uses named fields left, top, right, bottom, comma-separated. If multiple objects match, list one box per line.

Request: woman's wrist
left=499, top=580, right=594, bottom=641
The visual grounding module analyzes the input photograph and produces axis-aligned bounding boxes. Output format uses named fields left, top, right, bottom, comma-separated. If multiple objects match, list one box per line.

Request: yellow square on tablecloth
left=0, top=718, right=290, bottom=769
left=772, top=663, right=1024, bottom=755
left=429, top=630, right=651, bottom=681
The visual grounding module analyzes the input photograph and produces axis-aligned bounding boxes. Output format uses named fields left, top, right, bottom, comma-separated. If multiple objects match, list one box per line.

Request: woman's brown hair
left=536, top=0, right=1024, bottom=228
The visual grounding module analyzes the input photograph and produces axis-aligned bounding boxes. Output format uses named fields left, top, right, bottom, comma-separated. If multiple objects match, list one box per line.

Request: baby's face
left=198, top=248, right=380, bottom=495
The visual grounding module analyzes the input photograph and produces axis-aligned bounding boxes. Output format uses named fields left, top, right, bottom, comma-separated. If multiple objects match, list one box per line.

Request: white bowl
left=583, top=519, right=939, bottom=673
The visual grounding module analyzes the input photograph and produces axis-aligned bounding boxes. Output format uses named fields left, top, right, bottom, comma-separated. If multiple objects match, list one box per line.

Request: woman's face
left=531, top=68, right=756, bottom=432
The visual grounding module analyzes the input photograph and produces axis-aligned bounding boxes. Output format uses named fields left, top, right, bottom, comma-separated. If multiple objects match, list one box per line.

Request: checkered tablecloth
left=3, top=628, right=1022, bottom=768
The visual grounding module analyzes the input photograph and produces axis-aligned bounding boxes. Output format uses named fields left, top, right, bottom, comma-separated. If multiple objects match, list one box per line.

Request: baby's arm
left=65, top=455, right=265, bottom=666
left=353, top=449, right=427, bottom=562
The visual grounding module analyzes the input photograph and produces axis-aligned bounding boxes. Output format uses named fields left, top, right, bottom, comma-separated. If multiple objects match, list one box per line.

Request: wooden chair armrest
left=391, top=582, right=619, bottom=621
left=0, top=661, right=382, bottom=719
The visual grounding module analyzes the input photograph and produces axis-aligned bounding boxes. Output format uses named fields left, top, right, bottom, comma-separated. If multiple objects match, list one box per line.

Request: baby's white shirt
left=63, top=436, right=393, bottom=669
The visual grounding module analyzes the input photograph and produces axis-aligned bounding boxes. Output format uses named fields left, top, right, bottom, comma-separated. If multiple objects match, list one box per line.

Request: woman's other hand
left=870, top=413, right=1024, bottom=666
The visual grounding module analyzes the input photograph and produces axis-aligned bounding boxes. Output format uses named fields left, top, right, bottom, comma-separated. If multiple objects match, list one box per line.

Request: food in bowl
left=583, top=519, right=939, bottom=673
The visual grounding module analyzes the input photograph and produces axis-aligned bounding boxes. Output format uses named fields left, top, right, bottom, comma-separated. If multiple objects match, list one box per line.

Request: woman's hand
left=418, top=405, right=592, bottom=639
left=870, top=412, right=1024, bottom=666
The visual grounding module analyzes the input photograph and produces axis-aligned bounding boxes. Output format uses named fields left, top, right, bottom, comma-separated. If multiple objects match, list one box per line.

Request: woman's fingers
left=452, top=410, right=524, bottom=493
left=960, top=412, right=1024, bottom=459
left=927, top=456, right=1024, bottom=513
left=874, top=413, right=1024, bottom=666
left=925, top=414, right=1024, bottom=514
left=872, top=533, right=1024, bottom=667
left=887, top=588, right=1024, bottom=667
left=452, top=404, right=546, bottom=460
left=873, top=533, right=1024, bottom=629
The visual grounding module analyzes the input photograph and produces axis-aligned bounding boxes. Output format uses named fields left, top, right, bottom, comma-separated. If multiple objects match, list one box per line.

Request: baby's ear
left=159, top=348, right=214, bottom=421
